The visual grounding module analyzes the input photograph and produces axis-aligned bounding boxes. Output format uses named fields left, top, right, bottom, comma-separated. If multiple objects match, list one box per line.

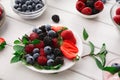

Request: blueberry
left=35, top=4, right=42, bottom=10
left=33, top=48, right=39, bottom=53
left=52, top=15, right=60, bottom=23
left=22, top=4, right=27, bottom=11
left=33, top=28, right=38, bottom=32
left=26, top=1, right=32, bottom=6
left=14, top=4, right=19, bottom=9
left=17, top=7, right=22, bottom=11
left=44, top=46, right=52, bottom=55
left=32, top=3, right=36, bottom=8
left=25, top=54, right=31, bottom=58
left=27, top=5, right=33, bottom=11
left=48, top=30, right=56, bottom=38
left=15, top=0, right=21, bottom=4
left=102, top=0, right=106, bottom=3
left=45, top=24, right=51, bottom=31
left=37, top=29, right=42, bottom=34
left=33, top=0, right=41, bottom=4
left=47, top=54, right=55, bottom=59
left=111, top=63, right=120, bottom=69
left=26, top=56, right=34, bottom=64
left=18, top=3, right=22, bottom=7
left=47, top=59, right=54, bottom=66
left=33, top=53, right=39, bottom=59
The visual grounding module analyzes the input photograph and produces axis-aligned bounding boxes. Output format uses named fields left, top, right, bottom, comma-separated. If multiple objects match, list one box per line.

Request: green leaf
left=22, top=35, right=29, bottom=44
left=31, top=39, right=40, bottom=44
left=98, top=43, right=106, bottom=54
left=89, top=41, right=95, bottom=55
left=0, top=42, right=6, bottom=51
left=10, top=55, right=21, bottom=63
left=93, top=56, right=104, bottom=70
left=118, top=72, right=120, bottom=77
left=83, top=28, right=89, bottom=40
left=58, top=36, right=63, bottom=46
left=103, top=67, right=120, bottom=74
left=13, top=45, right=24, bottom=54
left=14, top=40, right=21, bottom=44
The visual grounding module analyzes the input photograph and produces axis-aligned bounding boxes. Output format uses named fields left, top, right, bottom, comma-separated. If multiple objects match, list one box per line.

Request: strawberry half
left=76, top=1, right=86, bottom=12
left=81, top=7, right=92, bottom=15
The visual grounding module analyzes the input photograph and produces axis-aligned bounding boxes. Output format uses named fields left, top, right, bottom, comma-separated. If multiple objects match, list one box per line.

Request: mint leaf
left=93, top=56, right=104, bottom=70
left=89, top=41, right=95, bottom=55
left=83, top=28, right=89, bottom=40
left=14, top=40, right=21, bottom=44
left=10, top=55, right=21, bottom=63
left=31, top=39, right=40, bottom=44
left=0, top=42, right=6, bottom=51
left=22, top=35, right=29, bottom=44
left=13, top=45, right=24, bottom=54
left=103, top=67, right=120, bottom=74
left=98, top=43, right=106, bottom=54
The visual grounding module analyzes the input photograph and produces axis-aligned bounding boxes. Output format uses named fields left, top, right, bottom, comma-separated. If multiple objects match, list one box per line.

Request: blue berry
left=26, top=1, right=32, bottom=5
left=45, top=24, right=51, bottom=31
left=44, top=46, right=52, bottom=55
left=17, top=7, right=22, bottom=11
left=36, top=29, right=42, bottom=34
left=34, top=0, right=40, bottom=4
left=33, top=53, right=39, bottom=59
left=52, top=15, right=60, bottom=23
left=15, top=0, right=21, bottom=4
left=47, top=59, right=54, bottom=66
left=27, top=5, right=33, bottom=11
left=14, top=4, right=19, bottom=9
left=48, top=30, right=56, bottom=38
left=35, top=4, right=42, bottom=10
left=33, top=28, right=38, bottom=32
left=25, top=54, right=31, bottom=58
left=102, top=0, right=106, bottom=3
left=47, top=54, right=55, bottom=59
left=111, top=63, right=120, bottom=69
left=26, top=56, right=34, bottom=64
left=22, top=4, right=27, bottom=11
left=33, top=48, right=39, bottom=53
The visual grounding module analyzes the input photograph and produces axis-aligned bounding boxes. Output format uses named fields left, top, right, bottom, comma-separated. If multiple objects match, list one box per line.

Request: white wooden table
left=0, top=0, right=119, bottom=80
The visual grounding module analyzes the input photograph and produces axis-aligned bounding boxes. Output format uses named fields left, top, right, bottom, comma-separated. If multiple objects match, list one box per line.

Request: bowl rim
left=11, top=0, right=47, bottom=15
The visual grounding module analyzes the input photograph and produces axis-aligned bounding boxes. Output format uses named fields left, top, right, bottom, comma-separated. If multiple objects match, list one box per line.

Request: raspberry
left=81, top=7, right=92, bottom=15
left=113, top=15, right=120, bottom=25
left=78, top=0, right=87, bottom=3
left=76, top=1, right=85, bottom=12
left=52, top=38, right=58, bottom=48
left=35, top=41, right=44, bottom=49
left=37, top=56, right=47, bottom=66
left=29, top=32, right=39, bottom=41
left=94, top=1, right=104, bottom=11
left=25, top=44, right=34, bottom=53
left=116, top=7, right=120, bottom=15
left=40, top=48, right=46, bottom=56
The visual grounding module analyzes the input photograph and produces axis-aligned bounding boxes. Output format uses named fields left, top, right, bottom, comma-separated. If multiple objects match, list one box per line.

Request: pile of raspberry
left=76, top=0, right=104, bottom=15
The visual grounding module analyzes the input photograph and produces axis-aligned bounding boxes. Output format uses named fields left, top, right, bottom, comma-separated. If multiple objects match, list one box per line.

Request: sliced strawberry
left=76, top=1, right=86, bottom=12
left=61, top=30, right=76, bottom=44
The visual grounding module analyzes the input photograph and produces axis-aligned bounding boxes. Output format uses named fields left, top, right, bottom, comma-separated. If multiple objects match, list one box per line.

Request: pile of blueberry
left=24, top=25, right=64, bottom=67
left=14, top=0, right=44, bottom=12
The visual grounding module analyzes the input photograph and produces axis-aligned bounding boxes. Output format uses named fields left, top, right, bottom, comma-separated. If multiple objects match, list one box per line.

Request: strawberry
left=37, top=56, right=47, bottom=65
left=116, top=7, right=120, bottom=15
left=51, top=26, right=65, bottom=32
left=60, top=40, right=78, bottom=60
left=29, top=32, right=39, bottom=41
left=76, top=1, right=86, bottom=12
left=25, top=44, right=34, bottom=53
left=35, top=41, right=44, bottom=49
left=81, top=7, right=92, bottom=15
left=52, top=38, right=58, bottom=47
left=78, top=0, right=87, bottom=3
left=113, top=15, right=120, bottom=25
left=61, top=30, right=76, bottom=44
left=40, top=48, right=46, bottom=56
left=0, top=38, right=5, bottom=45
left=94, top=1, right=104, bottom=11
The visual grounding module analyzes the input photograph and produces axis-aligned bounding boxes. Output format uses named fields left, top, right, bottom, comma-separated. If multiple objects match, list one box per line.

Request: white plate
left=23, top=26, right=83, bottom=73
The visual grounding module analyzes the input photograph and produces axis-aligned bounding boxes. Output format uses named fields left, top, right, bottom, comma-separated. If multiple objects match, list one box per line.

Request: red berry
left=52, top=38, right=58, bottom=47
left=76, top=1, right=85, bottom=12
left=0, top=7, right=3, bottom=13
left=0, top=38, right=5, bottom=44
left=25, top=44, right=34, bottom=53
left=35, top=41, right=44, bottom=49
left=29, top=32, right=39, bottom=41
left=116, top=7, right=120, bottom=15
left=37, top=56, right=47, bottom=66
left=40, top=48, right=46, bottom=56
left=0, top=12, right=2, bottom=17
left=113, top=15, right=120, bottom=25
left=81, top=7, right=92, bottom=15
left=94, top=1, right=104, bottom=11
left=78, top=0, right=86, bottom=3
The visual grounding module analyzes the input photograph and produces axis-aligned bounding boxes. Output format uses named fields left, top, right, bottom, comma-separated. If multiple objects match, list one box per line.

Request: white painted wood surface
left=0, top=0, right=119, bottom=80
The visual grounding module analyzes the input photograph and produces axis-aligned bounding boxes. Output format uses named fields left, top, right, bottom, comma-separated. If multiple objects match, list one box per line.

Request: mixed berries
left=11, top=24, right=79, bottom=70
left=113, top=7, right=120, bottom=25
left=14, top=0, right=44, bottom=12
left=76, top=0, right=104, bottom=15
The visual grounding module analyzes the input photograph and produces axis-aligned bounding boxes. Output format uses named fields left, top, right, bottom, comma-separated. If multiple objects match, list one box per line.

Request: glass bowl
left=11, top=0, right=47, bottom=19
left=103, top=58, right=120, bottom=80
left=0, top=3, right=6, bottom=29
left=110, top=1, right=120, bottom=29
